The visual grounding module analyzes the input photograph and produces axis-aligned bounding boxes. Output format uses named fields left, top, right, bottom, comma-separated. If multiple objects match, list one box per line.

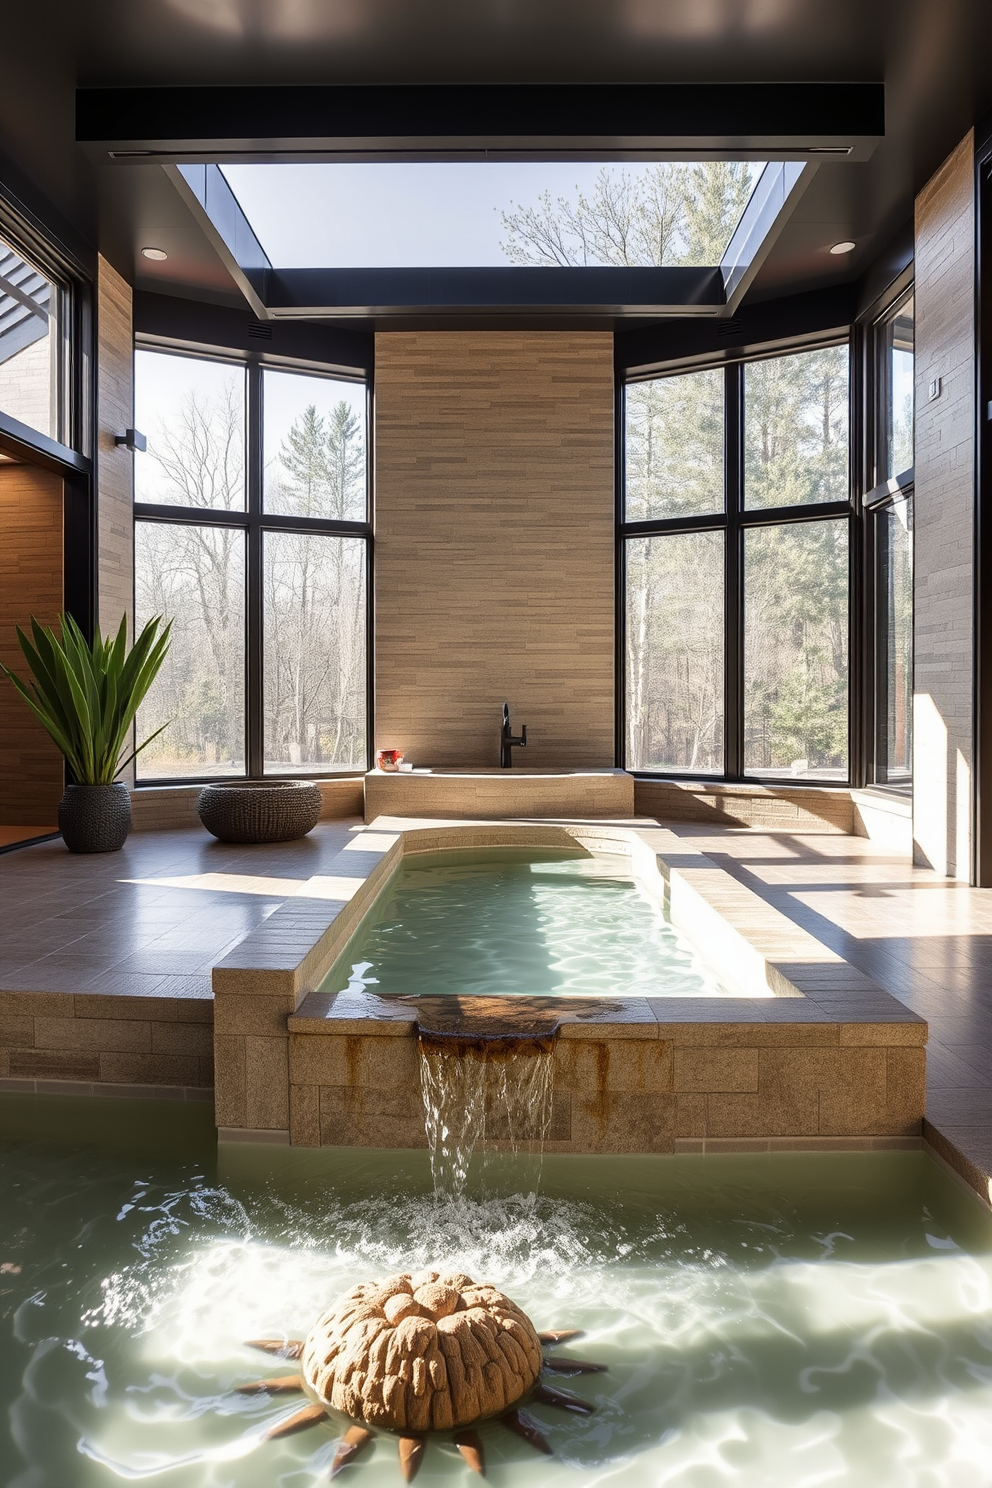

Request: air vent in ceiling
left=716, top=317, right=744, bottom=340
left=248, top=320, right=273, bottom=340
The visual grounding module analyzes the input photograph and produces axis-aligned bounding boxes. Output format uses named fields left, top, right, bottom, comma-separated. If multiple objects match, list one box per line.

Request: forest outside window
left=133, top=346, right=369, bottom=781
left=867, top=287, right=914, bottom=787
left=623, top=344, right=852, bottom=783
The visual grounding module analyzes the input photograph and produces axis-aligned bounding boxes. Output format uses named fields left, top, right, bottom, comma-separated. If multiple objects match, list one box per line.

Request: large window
left=623, top=345, right=852, bottom=782
left=867, top=288, right=914, bottom=787
left=133, top=348, right=369, bottom=781
left=0, top=226, right=68, bottom=445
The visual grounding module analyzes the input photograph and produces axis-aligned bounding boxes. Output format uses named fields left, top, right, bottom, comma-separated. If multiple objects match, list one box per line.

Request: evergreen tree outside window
left=623, top=346, right=853, bottom=783
left=133, top=348, right=369, bottom=781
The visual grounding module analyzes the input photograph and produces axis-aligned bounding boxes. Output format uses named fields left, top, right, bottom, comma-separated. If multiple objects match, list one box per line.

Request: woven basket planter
left=58, top=783, right=132, bottom=853
left=197, top=780, right=322, bottom=844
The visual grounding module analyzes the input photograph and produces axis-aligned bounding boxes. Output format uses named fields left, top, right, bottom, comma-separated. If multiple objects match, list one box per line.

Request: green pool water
left=3, top=1094, right=992, bottom=1487
left=318, top=847, right=749, bottom=1001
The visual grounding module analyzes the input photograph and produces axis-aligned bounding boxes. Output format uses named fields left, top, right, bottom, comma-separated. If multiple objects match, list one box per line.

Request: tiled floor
left=1, top=816, right=991, bottom=1196
left=0, top=820, right=359, bottom=997
left=665, top=822, right=992, bottom=1191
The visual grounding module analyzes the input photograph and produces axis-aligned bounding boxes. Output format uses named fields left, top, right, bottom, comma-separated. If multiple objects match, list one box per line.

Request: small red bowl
left=376, top=749, right=404, bottom=772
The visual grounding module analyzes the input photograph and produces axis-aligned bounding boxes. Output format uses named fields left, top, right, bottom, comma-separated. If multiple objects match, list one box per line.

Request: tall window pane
left=134, top=351, right=246, bottom=510
left=744, top=346, right=849, bottom=509
left=0, top=231, right=62, bottom=442
left=876, top=499, right=913, bottom=782
left=263, top=532, right=367, bottom=772
left=883, top=295, right=914, bottom=480
left=625, top=370, right=724, bottom=521
left=744, top=520, right=849, bottom=779
left=134, top=522, right=246, bottom=778
left=626, top=531, right=724, bottom=773
left=263, top=369, right=366, bottom=520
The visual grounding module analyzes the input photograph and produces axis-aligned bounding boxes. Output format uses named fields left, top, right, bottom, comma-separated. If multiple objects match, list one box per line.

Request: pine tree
left=278, top=404, right=328, bottom=517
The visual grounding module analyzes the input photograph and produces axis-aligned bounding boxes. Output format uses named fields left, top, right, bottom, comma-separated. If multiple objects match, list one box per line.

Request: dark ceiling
left=1, top=0, right=990, bottom=327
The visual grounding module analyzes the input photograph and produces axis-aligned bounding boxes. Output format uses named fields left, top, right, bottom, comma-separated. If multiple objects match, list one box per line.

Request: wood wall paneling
left=96, top=255, right=134, bottom=640
left=913, top=132, right=976, bottom=879
left=374, top=331, right=616, bottom=769
left=0, top=465, right=64, bottom=823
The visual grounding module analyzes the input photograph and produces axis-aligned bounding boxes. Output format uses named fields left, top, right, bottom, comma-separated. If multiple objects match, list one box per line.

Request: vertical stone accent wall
left=374, top=331, right=615, bottom=769
left=96, top=256, right=134, bottom=641
left=0, top=464, right=63, bottom=823
left=913, top=132, right=976, bottom=879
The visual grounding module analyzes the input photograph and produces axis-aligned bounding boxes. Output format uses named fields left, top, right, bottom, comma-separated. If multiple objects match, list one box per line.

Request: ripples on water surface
left=320, top=848, right=743, bottom=1000
left=4, top=1094, right=992, bottom=1486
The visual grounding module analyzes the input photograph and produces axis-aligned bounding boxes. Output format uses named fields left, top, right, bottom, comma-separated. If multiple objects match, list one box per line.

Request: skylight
left=219, top=160, right=767, bottom=270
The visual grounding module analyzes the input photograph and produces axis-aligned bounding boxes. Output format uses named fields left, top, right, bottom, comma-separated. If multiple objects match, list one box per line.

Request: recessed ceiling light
left=829, top=240, right=856, bottom=255
left=141, top=246, right=169, bottom=262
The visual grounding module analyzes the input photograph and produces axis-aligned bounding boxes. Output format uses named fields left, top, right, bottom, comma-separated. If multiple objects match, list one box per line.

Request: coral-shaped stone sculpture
left=232, top=1268, right=605, bottom=1480
left=302, top=1270, right=544, bottom=1432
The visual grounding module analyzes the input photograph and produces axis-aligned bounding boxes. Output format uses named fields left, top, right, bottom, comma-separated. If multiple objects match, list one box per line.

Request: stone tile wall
left=0, top=989, right=213, bottom=1095
left=284, top=1021, right=924, bottom=1154
left=633, top=780, right=855, bottom=833
left=129, top=778, right=365, bottom=831
left=373, top=331, right=616, bottom=771
left=365, top=769, right=633, bottom=821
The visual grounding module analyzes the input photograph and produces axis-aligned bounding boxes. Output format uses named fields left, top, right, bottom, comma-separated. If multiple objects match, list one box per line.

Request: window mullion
left=725, top=362, right=743, bottom=782
left=246, top=360, right=263, bottom=778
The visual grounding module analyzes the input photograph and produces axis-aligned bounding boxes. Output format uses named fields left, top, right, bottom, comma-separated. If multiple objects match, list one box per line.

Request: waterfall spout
left=418, top=1028, right=556, bottom=1197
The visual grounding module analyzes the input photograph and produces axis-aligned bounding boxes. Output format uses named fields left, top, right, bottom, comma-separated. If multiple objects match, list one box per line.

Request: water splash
left=418, top=1031, right=555, bottom=1197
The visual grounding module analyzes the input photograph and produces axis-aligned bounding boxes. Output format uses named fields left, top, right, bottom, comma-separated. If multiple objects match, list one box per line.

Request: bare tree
left=500, top=162, right=755, bottom=267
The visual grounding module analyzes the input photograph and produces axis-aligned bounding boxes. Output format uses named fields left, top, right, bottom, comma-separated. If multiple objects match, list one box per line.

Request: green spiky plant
left=0, top=613, right=172, bottom=784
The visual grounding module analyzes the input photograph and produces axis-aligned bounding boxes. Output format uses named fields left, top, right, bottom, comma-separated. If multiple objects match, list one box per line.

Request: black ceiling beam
left=259, top=265, right=725, bottom=318
left=77, top=82, right=883, bottom=158
left=133, top=289, right=373, bottom=371
left=615, top=281, right=859, bottom=374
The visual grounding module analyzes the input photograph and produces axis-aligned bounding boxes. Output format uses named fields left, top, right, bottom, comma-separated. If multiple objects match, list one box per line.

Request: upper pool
left=318, top=846, right=746, bottom=1001
left=2, top=1094, right=991, bottom=1488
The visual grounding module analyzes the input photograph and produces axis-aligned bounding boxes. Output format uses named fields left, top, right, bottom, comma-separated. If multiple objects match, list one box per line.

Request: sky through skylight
left=220, top=161, right=764, bottom=270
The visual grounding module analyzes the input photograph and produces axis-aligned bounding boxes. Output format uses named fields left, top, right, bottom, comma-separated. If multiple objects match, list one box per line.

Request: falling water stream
left=418, top=1030, right=556, bottom=1196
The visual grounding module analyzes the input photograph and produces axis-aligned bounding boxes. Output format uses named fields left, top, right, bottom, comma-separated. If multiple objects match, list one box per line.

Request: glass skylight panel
left=220, top=161, right=766, bottom=269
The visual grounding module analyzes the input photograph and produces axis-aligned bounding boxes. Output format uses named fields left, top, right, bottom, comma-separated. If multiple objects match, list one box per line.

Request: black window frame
left=618, top=341, right=856, bottom=787
left=133, top=340, right=373, bottom=785
left=859, top=278, right=915, bottom=792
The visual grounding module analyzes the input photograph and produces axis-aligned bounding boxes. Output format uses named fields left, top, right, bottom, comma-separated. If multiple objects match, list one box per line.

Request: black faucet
left=500, top=701, right=527, bottom=769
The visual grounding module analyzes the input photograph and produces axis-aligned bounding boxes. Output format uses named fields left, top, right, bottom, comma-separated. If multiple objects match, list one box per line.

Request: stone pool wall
left=283, top=1008, right=924, bottom=1155
left=211, top=818, right=927, bottom=1152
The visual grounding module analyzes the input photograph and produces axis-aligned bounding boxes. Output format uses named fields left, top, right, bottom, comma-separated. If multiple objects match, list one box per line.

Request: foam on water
left=4, top=1127, right=992, bottom=1488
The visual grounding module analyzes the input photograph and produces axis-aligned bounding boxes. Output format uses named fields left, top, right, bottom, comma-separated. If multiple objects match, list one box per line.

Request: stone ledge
left=633, top=778, right=855, bottom=833
left=130, top=777, right=364, bottom=832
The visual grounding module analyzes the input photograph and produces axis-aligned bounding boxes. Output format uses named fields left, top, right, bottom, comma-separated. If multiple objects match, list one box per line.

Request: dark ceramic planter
left=58, top=783, right=132, bottom=854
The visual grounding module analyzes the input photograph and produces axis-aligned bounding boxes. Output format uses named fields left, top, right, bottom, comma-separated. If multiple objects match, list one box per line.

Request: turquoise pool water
left=2, top=1094, right=992, bottom=1486
left=319, top=847, right=747, bottom=1001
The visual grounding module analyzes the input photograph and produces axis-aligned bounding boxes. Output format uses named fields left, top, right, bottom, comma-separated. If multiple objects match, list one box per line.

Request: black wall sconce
left=114, top=428, right=147, bottom=453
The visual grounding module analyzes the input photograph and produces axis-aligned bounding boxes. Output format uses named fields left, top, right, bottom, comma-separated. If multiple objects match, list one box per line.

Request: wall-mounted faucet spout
left=500, top=702, right=527, bottom=769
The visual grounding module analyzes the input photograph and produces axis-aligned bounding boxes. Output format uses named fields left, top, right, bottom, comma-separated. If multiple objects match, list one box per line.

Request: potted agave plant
left=0, top=613, right=171, bottom=853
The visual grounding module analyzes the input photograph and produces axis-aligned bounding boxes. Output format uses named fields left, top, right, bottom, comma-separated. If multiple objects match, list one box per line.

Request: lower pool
left=318, top=846, right=745, bottom=1001
left=2, top=1094, right=991, bottom=1487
